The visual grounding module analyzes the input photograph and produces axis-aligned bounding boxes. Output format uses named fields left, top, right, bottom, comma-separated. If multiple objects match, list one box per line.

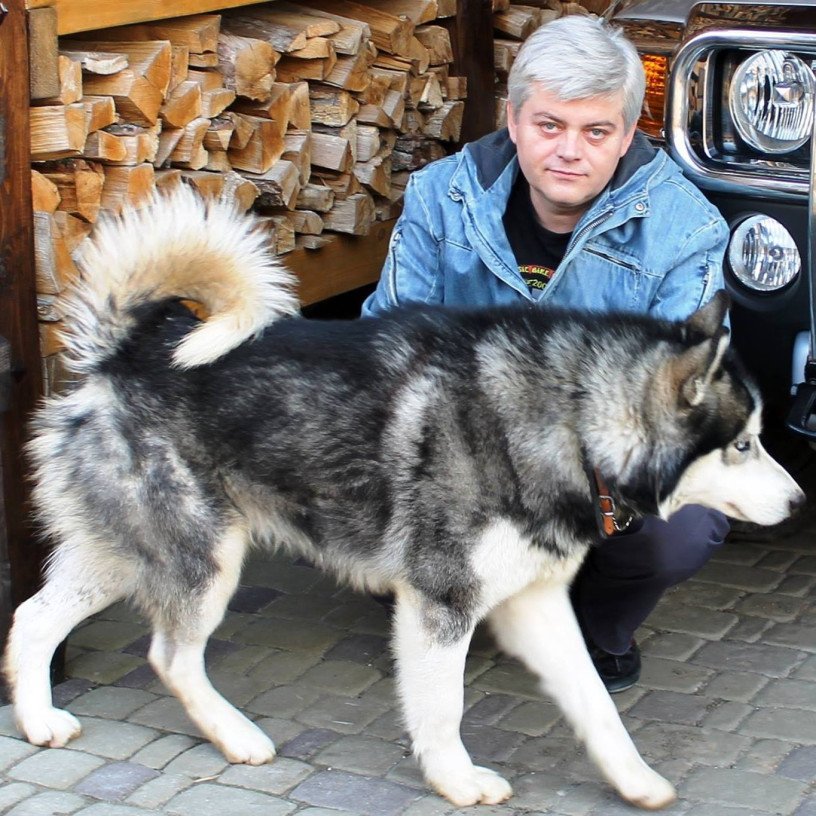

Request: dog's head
left=654, top=292, right=805, bottom=525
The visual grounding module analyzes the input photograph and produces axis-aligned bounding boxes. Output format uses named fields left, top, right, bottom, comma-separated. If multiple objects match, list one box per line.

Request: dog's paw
left=219, top=725, right=276, bottom=766
left=432, top=765, right=513, bottom=807
left=616, top=766, right=676, bottom=811
left=17, top=706, right=82, bottom=748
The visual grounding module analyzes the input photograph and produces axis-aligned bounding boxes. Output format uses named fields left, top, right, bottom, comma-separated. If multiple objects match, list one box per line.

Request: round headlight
left=729, top=50, right=816, bottom=153
left=728, top=215, right=800, bottom=292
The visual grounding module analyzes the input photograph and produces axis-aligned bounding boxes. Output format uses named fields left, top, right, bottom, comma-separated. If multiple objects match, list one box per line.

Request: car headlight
left=729, top=50, right=816, bottom=154
left=728, top=215, right=801, bottom=292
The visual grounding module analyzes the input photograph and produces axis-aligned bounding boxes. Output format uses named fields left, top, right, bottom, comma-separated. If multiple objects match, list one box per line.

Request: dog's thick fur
left=5, top=190, right=804, bottom=809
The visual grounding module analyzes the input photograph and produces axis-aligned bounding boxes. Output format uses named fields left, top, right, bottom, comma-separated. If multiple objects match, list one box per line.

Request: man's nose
left=557, top=130, right=581, bottom=160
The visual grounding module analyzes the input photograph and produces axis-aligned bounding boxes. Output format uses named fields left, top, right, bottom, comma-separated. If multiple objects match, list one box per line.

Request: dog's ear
left=671, top=328, right=730, bottom=407
left=685, top=290, right=730, bottom=338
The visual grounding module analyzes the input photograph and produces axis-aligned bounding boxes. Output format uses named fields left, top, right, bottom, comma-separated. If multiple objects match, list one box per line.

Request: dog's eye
left=734, top=439, right=751, bottom=453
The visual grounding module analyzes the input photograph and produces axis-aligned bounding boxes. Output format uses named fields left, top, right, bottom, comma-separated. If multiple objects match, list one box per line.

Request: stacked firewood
left=29, top=0, right=466, bottom=391
left=492, top=0, right=609, bottom=127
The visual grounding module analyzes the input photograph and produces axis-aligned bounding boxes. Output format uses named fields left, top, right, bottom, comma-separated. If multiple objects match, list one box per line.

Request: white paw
left=17, top=706, right=82, bottom=748
left=218, top=724, right=276, bottom=765
left=431, top=765, right=513, bottom=807
left=617, top=766, right=676, bottom=811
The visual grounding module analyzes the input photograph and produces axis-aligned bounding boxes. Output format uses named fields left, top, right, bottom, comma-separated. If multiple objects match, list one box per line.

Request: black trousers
left=571, top=504, right=730, bottom=655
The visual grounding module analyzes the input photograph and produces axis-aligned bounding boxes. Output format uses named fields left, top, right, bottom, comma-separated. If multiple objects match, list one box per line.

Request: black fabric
left=502, top=174, right=572, bottom=294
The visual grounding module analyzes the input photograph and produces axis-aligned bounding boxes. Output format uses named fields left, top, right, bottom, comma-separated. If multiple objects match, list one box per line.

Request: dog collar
left=584, top=461, right=635, bottom=540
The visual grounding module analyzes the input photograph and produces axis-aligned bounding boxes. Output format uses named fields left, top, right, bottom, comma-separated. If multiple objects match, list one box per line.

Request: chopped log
left=416, top=73, right=445, bottom=111
left=188, top=52, right=220, bottom=68
left=40, top=159, right=105, bottom=222
left=228, top=114, right=286, bottom=173
left=53, top=210, right=93, bottom=251
left=494, top=6, right=543, bottom=39
left=160, top=79, right=203, bottom=128
left=282, top=130, right=312, bottom=184
left=422, top=99, right=464, bottom=141
left=217, top=32, right=278, bottom=101
left=60, top=48, right=128, bottom=75
left=360, top=0, right=438, bottom=24
left=37, top=295, right=61, bottom=323
left=299, top=0, right=413, bottom=56
left=204, top=120, right=234, bottom=151
left=86, top=122, right=161, bottom=165
left=270, top=215, right=296, bottom=254
left=311, top=167, right=362, bottom=199
left=354, top=154, right=391, bottom=197
left=66, top=40, right=173, bottom=96
left=494, top=38, right=521, bottom=76
left=289, top=37, right=335, bottom=60
left=249, top=159, right=302, bottom=209
left=357, top=88, right=404, bottom=128
left=81, top=69, right=164, bottom=127
left=323, top=49, right=372, bottom=93
left=222, top=170, right=260, bottom=212
left=83, top=129, right=128, bottom=163
left=371, top=53, right=414, bottom=74
left=355, top=125, right=380, bottom=162
left=33, top=212, right=78, bottom=295
left=40, top=322, right=67, bottom=358
left=414, top=25, right=453, bottom=66
left=392, top=133, right=446, bottom=170
left=357, top=69, right=392, bottom=106
left=223, top=111, right=255, bottom=149
left=221, top=11, right=309, bottom=53
left=298, top=233, right=335, bottom=250
left=80, top=15, right=221, bottom=54
left=155, top=127, right=185, bottom=167
left=562, top=2, right=590, bottom=13
left=310, top=131, right=353, bottom=172
left=248, top=9, right=341, bottom=39
left=40, top=55, right=83, bottom=105
left=29, top=6, right=60, bottom=100
left=309, top=86, right=359, bottom=127
left=201, top=87, right=236, bottom=118
left=30, top=104, right=88, bottom=161
left=492, top=0, right=511, bottom=10
left=169, top=44, right=191, bottom=93
left=154, top=167, right=184, bottom=192
left=205, top=150, right=232, bottom=172
left=273, top=1, right=371, bottom=56
left=436, top=0, right=458, bottom=15
left=284, top=209, right=324, bottom=234
left=187, top=67, right=224, bottom=92
left=297, top=182, right=335, bottom=212
left=101, top=163, right=156, bottom=213
left=83, top=95, right=118, bottom=132
left=322, top=191, right=375, bottom=235
left=407, top=37, right=431, bottom=74
left=170, top=117, right=211, bottom=169
left=374, top=188, right=404, bottom=221
left=179, top=169, right=225, bottom=199
left=31, top=170, right=61, bottom=213
left=276, top=51, right=338, bottom=84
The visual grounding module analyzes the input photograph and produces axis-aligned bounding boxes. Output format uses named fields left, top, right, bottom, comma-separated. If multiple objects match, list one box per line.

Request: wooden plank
left=0, top=0, right=47, bottom=654
left=291, top=218, right=393, bottom=306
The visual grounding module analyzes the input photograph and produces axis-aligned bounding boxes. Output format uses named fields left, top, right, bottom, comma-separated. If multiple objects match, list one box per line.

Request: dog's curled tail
left=63, top=186, right=299, bottom=372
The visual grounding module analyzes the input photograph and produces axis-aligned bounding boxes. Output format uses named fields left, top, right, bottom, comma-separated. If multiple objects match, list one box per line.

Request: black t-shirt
left=503, top=174, right=572, bottom=295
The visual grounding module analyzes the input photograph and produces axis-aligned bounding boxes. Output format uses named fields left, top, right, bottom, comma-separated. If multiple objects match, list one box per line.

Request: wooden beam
left=0, top=0, right=46, bottom=653
left=292, top=218, right=393, bottom=306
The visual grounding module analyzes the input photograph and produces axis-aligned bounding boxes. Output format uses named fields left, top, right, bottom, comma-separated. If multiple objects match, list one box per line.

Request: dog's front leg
left=392, top=587, right=512, bottom=807
left=489, top=580, right=676, bottom=810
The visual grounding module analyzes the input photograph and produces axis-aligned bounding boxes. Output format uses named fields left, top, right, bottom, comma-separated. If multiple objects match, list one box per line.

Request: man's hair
left=507, top=15, right=645, bottom=131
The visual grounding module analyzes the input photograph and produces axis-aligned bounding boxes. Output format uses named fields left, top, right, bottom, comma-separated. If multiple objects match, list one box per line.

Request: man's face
left=506, top=84, right=637, bottom=230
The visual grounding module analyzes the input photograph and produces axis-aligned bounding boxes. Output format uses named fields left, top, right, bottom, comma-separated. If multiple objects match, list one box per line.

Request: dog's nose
left=790, top=491, right=807, bottom=515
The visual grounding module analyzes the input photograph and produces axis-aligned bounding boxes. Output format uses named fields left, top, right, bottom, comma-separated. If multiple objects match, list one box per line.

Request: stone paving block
left=115, top=665, right=158, bottom=690
left=640, top=632, right=705, bottom=661
left=212, top=644, right=275, bottom=675
left=212, top=611, right=255, bottom=640
left=757, top=550, right=802, bottom=572
left=460, top=693, right=519, bottom=726
left=776, top=574, right=816, bottom=597
left=646, top=603, right=738, bottom=640
left=754, top=678, right=816, bottom=711
left=471, top=662, right=542, bottom=699
left=7, top=748, right=106, bottom=789
left=73, top=803, right=156, bottom=815
left=248, top=650, right=323, bottom=686
left=53, top=679, right=96, bottom=707
left=207, top=671, right=269, bottom=707
left=245, top=684, right=322, bottom=718
left=74, top=761, right=160, bottom=801
left=253, top=716, right=303, bottom=748
left=495, top=699, right=561, bottom=737
left=70, top=621, right=147, bottom=652
left=279, top=727, right=342, bottom=760
left=131, top=734, right=198, bottom=769
left=289, top=769, right=420, bottom=816
left=741, top=708, right=816, bottom=744
left=630, top=722, right=750, bottom=767
left=234, top=618, right=344, bottom=652
left=313, top=734, right=406, bottom=776
left=324, top=633, right=392, bottom=670
left=64, top=717, right=159, bottom=760
left=777, top=744, right=816, bottom=780
left=229, top=584, right=282, bottom=613
left=506, top=770, right=601, bottom=814
left=383, top=755, right=428, bottom=791
left=672, top=581, right=743, bottom=610
left=125, top=772, right=194, bottom=809
left=726, top=616, right=773, bottom=643
left=790, top=654, right=816, bottom=682
left=734, top=593, right=806, bottom=622
left=700, top=700, right=752, bottom=731
left=795, top=796, right=816, bottom=816
left=508, top=729, right=582, bottom=774
left=5, top=790, right=87, bottom=815
left=295, top=660, right=382, bottom=697
left=691, top=641, right=804, bottom=678
left=714, top=541, right=768, bottom=565
left=682, top=767, right=807, bottom=812
left=702, top=670, right=769, bottom=702
left=462, top=722, right=524, bottom=763
left=163, top=743, right=229, bottom=777
left=365, top=707, right=410, bottom=742
left=165, top=782, right=296, bottom=816
left=684, top=806, right=771, bottom=816
left=323, top=597, right=388, bottom=629
left=628, top=691, right=710, bottom=726
left=69, top=688, right=157, bottom=720
left=127, top=698, right=201, bottom=737
left=693, top=561, right=784, bottom=592
left=296, top=694, right=390, bottom=734
left=638, top=657, right=713, bottom=693
left=66, top=651, right=145, bottom=685
left=262, top=594, right=341, bottom=622
left=0, top=736, right=38, bottom=770
left=764, top=622, right=816, bottom=653
left=241, top=557, right=320, bottom=593
left=219, top=756, right=313, bottom=793
left=0, top=783, right=38, bottom=812
left=736, top=738, right=799, bottom=774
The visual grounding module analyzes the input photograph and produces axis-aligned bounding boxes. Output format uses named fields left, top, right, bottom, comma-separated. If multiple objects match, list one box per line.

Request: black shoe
left=588, top=640, right=641, bottom=694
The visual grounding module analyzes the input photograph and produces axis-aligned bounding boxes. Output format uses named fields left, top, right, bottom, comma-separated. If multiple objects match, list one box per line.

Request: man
left=362, top=14, right=730, bottom=693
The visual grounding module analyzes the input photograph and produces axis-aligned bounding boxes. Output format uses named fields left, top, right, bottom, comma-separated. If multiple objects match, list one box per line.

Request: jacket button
left=635, top=202, right=646, bottom=213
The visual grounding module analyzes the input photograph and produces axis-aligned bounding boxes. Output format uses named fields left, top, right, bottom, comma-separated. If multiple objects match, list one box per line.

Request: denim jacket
left=362, top=129, right=728, bottom=321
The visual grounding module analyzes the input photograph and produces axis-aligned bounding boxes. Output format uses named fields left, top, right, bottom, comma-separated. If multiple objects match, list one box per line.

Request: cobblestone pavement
left=2, top=456, right=816, bottom=815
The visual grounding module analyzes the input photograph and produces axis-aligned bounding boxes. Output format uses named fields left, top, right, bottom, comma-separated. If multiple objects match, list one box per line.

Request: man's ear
left=506, top=100, right=517, bottom=142
left=686, top=290, right=731, bottom=338
left=619, top=122, right=637, bottom=157
left=670, top=328, right=730, bottom=407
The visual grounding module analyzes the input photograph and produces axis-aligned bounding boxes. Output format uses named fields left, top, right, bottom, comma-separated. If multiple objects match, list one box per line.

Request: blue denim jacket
left=362, top=129, right=728, bottom=321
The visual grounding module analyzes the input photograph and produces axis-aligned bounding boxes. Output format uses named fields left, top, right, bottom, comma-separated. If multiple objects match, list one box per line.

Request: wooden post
left=0, top=0, right=47, bottom=657
left=442, top=0, right=495, bottom=144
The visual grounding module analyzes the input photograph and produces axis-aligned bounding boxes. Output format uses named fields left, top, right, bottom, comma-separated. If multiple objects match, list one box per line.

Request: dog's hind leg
left=146, top=522, right=275, bottom=766
left=5, top=543, right=133, bottom=748
left=489, top=580, right=676, bottom=811
left=393, top=587, right=512, bottom=807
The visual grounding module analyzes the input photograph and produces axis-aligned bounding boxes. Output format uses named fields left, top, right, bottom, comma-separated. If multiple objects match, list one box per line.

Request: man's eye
left=540, top=122, right=557, bottom=132
left=734, top=439, right=751, bottom=453
left=588, top=128, right=606, bottom=139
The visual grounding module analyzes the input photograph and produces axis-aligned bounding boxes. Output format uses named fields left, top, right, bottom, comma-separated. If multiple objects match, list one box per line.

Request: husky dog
left=5, top=189, right=804, bottom=810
